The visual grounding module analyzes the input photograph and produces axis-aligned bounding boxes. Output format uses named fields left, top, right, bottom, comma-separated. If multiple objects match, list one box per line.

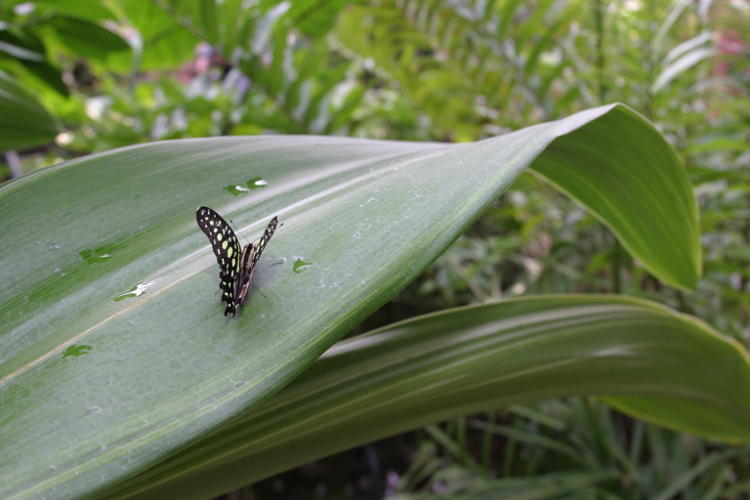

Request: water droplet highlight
left=225, top=177, right=268, bottom=196
left=293, top=258, right=312, bottom=273
left=114, top=281, right=153, bottom=301
left=225, top=184, right=250, bottom=195
left=246, top=177, right=268, bottom=188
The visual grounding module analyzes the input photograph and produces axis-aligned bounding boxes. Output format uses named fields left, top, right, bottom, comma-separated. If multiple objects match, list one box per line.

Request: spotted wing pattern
left=252, top=216, right=279, bottom=267
left=197, top=207, right=279, bottom=316
left=196, top=206, right=244, bottom=316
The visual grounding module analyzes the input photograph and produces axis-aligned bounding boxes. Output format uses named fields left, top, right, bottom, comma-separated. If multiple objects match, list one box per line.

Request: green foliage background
left=1, top=0, right=749, bottom=498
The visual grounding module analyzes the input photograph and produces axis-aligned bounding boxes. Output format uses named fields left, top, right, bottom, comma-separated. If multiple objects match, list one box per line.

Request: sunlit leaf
left=0, top=104, right=702, bottom=498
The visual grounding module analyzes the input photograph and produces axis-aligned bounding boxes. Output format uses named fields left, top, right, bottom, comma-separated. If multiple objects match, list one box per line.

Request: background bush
left=1, top=0, right=749, bottom=498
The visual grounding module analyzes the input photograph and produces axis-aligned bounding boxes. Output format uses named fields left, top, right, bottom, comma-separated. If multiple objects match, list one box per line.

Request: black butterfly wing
left=196, top=206, right=242, bottom=316
left=236, top=216, right=279, bottom=306
left=251, top=216, right=279, bottom=267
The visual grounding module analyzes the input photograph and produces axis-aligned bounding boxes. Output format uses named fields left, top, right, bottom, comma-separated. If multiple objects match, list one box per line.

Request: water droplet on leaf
left=114, top=281, right=153, bottom=301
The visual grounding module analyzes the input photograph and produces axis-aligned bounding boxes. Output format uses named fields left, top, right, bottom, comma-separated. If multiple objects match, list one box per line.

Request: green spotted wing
left=196, top=207, right=279, bottom=316
left=196, top=206, right=246, bottom=316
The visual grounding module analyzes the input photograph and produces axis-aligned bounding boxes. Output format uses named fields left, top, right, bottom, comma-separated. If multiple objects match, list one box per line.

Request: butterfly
left=196, top=206, right=279, bottom=316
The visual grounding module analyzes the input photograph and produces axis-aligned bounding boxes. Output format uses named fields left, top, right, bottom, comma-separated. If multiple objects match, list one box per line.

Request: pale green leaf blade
left=101, top=296, right=750, bottom=499
left=0, top=104, right=701, bottom=498
left=530, top=105, right=701, bottom=288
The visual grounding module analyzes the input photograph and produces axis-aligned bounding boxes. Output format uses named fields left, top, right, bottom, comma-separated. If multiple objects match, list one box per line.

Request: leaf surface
left=100, top=296, right=750, bottom=499
left=0, top=104, right=702, bottom=498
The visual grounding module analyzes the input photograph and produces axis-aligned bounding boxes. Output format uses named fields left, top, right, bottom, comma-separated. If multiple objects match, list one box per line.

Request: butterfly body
left=196, top=207, right=279, bottom=316
left=235, top=242, right=256, bottom=307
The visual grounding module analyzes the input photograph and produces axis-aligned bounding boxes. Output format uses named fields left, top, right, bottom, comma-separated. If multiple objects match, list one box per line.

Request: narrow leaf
left=101, top=296, right=750, bottom=499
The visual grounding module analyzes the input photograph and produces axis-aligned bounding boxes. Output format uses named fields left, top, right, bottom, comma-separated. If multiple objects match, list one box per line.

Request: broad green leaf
left=114, top=1, right=199, bottom=71
left=14, top=59, right=69, bottom=97
left=99, top=296, right=750, bottom=499
left=0, top=104, right=701, bottom=498
left=531, top=106, right=700, bottom=288
left=32, top=0, right=120, bottom=23
left=0, top=70, right=59, bottom=152
left=41, top=15, right=131, bottom=60
left=0, top=20, right=68, bottom=95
